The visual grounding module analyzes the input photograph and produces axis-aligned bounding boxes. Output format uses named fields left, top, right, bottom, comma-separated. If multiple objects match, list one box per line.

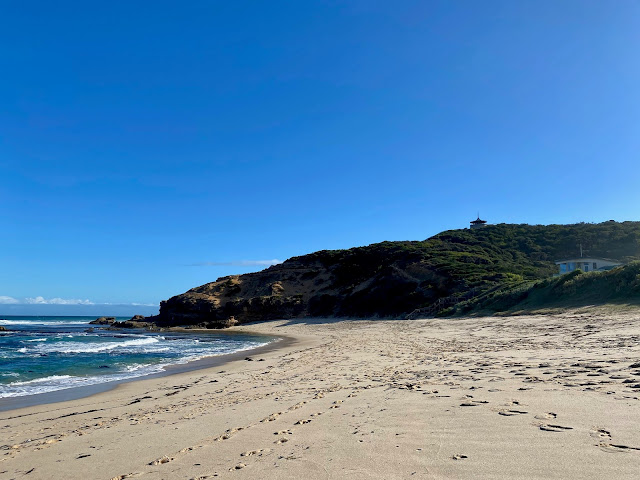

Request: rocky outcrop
left=153, top=243, right=472, bottom=327
left=90, top=316, right=116, bottom=325
left=0, top=325, right=6, bottom=331
left=106, top=321, right=153, bottom=330
left=94, top=315, right=156, bottom=330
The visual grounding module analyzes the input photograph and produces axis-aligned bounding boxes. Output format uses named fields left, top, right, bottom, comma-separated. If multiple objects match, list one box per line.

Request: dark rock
left=106, top=319, right=155, bottom=330
left=89, top=317, right=116, bottom=325
left=0, top=326, right=6, bottom=331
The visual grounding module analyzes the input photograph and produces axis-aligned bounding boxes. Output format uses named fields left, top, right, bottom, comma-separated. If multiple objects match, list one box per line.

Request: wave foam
left=0, top=319, right=90, bottom=326
left=0, top=334, right=276, bottom=399
left=24, top=337, right=160, bottom=354
left=0, top=367, right=166, bottom=398
left=11, top=375, right=73, bottom=386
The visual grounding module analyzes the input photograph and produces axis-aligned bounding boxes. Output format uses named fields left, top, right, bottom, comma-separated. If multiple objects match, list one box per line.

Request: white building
left=555, top=257, right=622, bottom=274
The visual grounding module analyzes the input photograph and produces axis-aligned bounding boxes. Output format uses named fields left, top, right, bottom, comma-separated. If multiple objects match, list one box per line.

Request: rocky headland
left=145, top=222, right=640, bottom=328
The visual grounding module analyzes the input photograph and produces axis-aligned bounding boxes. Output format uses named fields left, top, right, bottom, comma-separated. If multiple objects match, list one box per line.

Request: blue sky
left=1, top=1, right=639, bottom=315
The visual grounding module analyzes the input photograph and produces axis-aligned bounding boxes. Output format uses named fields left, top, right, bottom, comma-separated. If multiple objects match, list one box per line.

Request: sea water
left=0, top=316, right=274, bottom=398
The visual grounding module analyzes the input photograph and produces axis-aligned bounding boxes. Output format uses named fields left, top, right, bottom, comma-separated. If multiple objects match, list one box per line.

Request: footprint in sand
left=261, top=413, right=282, bottom=423
left=590, top=428, right=612, bottom=441
left=534, top=412, right=557, bottom=420
left=214, top=427, right=244, bottom=442
left=149, top=455, right=173, bottom=465
left=452, top=454, right=468, bottom=460
left=598, top=443, right=640, bottom=453
left=241, top=448, right=271, bottom=457
left=538, top=423, right=573, bottom=432
left=498, top=409, right=528, bottom=416
left=275, top=438, right=289, bottom=444
left=460, top=400, right=488, bottom=407
left=274, top=429, right=293, bottom=435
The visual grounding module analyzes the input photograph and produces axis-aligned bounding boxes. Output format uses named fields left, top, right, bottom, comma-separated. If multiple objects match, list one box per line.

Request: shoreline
left=0, top=329, right=295, bottom=413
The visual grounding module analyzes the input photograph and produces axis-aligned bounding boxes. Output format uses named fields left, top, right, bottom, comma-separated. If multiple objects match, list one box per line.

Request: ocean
left=0, top=316, right=275, bottom=399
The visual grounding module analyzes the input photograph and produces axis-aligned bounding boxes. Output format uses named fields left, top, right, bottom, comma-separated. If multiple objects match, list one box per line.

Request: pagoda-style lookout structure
left=470, top=215, right=488, bottom=229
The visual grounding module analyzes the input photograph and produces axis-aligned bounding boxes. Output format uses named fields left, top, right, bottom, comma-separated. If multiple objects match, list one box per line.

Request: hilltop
left=152, top=221, right=640, bottom=327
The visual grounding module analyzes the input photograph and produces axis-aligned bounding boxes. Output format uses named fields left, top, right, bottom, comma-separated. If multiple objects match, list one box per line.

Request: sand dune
left=2, top=309, right=640, bottom=479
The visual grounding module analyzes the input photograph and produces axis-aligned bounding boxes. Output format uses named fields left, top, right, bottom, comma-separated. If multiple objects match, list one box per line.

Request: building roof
left=554, top=257, right=622, bottom=264
left=470, top=216, right=487, bottom=224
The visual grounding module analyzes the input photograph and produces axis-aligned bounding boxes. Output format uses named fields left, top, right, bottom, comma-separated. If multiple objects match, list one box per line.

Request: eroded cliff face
left=155, top=256, right=349, bottom=327
left=154, top=244, right=472, bottom=327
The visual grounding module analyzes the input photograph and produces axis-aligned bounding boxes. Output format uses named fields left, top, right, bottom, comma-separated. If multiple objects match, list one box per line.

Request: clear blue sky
left=1, top=1, right=639, bottom=315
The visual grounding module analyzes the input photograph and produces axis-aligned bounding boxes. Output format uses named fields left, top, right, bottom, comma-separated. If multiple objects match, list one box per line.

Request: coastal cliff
left=153, top=222, right=640, bottom=327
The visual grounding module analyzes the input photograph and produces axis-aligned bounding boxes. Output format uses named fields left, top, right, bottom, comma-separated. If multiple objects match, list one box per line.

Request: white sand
left=2, top=309, right=640, bottom=479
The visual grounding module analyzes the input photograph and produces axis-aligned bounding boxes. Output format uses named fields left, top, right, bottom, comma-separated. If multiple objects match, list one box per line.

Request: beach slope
left=2, top=309, right=639, bottom=479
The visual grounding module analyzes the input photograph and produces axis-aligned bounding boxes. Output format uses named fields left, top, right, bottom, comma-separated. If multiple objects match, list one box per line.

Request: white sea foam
left=11, top=375, right=73, bottom=386
left=23, top=337, right=160, bottom=354
left=0, top=367, right=166, bottom=398
left=26, top=338, right=47, bottom=342
left=0, top=333, right=275, bottom=399
left=0, top=319, right=90, bottom=326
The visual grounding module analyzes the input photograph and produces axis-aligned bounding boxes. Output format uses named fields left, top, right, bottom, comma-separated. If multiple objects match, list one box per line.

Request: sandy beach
left=2, top=309, right=640, bottom=479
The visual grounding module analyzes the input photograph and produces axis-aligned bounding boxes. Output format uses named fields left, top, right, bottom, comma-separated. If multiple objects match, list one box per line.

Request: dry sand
left=1, top=309, right=640, bottom=479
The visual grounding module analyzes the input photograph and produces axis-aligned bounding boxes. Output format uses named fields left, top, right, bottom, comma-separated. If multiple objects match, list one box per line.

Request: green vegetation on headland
left=150, top=221, right=640, bottom=327
left=453, top=262, right=640, bottom=316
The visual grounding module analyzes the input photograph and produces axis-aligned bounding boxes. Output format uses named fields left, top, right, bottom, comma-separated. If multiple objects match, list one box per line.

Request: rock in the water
left=101, top=314, right=156, bottom=330
left=89, top=317, right=116, bottom=325
left=107, top=318, right=154, bottom=330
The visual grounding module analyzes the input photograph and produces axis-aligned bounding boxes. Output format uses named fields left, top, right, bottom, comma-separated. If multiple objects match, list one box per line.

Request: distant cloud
left=0, top=296, right=19, bottom=304
left=25, top=296, right=94, bottom=305
left=0, top=302, right=159, bottom=317
left=0, top=295, right=160, bottom=307
left=190, top=259, right=283, bottom=267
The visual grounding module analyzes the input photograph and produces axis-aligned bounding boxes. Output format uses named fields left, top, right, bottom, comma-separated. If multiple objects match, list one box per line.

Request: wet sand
left=1, top=309, right=639, bottom=479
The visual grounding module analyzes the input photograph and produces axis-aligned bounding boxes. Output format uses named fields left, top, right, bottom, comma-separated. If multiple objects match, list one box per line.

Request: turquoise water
left=0, top=316, right=274, bottom=398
